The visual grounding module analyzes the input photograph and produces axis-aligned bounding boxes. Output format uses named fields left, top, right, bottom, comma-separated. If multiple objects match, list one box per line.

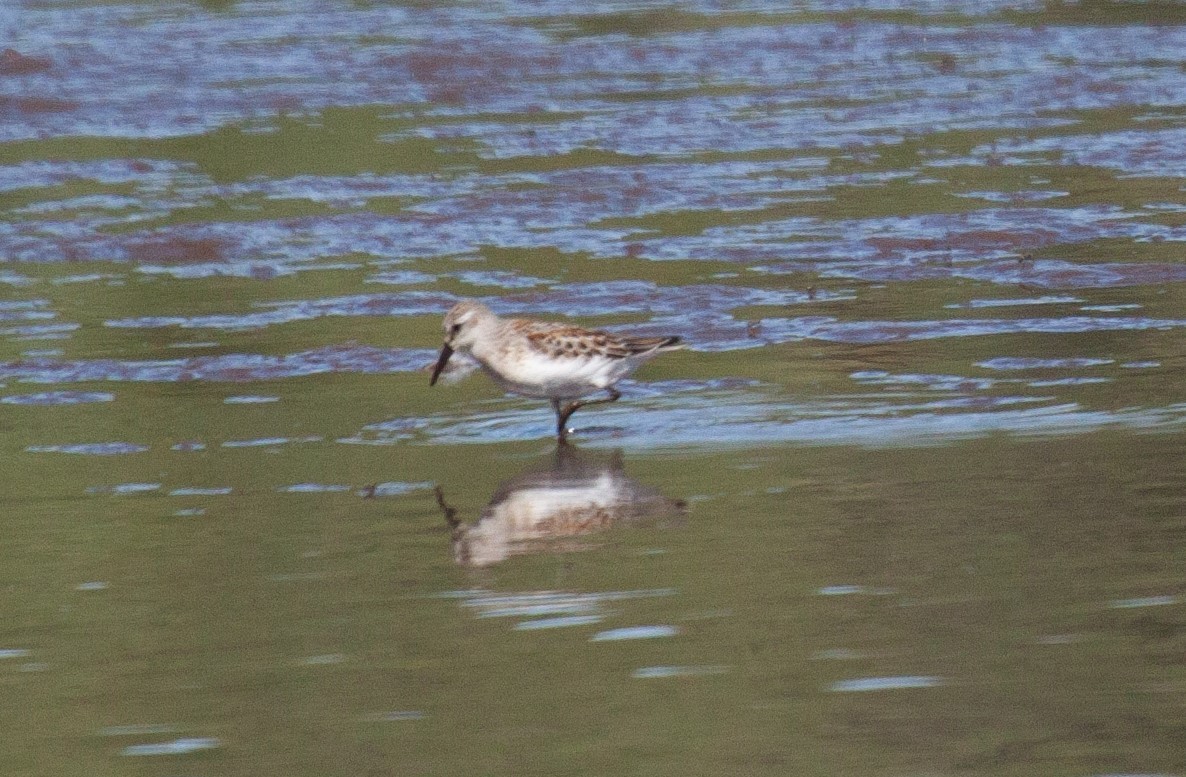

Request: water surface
left=2, top=1, right=1185, bottom=775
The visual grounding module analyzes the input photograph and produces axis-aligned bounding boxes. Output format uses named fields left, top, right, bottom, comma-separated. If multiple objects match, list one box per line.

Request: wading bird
left=429, top=301, right=682, bottom=442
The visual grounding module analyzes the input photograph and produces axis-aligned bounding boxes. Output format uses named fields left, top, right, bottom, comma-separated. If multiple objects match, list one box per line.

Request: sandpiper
left=429, top=301, right=682, bottom=442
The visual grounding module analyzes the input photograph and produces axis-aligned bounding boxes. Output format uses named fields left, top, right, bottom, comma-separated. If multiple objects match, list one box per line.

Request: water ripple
left=829, top=676, right=943, bottom=692
left=0, top=345, right=435, bottom=384
left=400, top=394, right=1186, bottom=449
left=27, top=442, right=148, bottom=455
left=121, top=738, right=221, bottom=757
left=591, top=625, right=679, bottom=641
left=2, top=391, right=114, bottom=405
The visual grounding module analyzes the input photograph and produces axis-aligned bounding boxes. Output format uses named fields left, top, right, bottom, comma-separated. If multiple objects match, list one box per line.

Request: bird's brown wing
left=523, top=322, right=680, bottom=359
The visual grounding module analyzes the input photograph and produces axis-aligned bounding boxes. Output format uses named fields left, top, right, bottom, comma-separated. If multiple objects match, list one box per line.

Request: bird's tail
left=620, top=335, right=683, bottom=355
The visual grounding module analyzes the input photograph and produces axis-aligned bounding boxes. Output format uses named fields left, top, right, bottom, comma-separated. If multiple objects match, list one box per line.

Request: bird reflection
left=436, top=446, right=685, bottom=567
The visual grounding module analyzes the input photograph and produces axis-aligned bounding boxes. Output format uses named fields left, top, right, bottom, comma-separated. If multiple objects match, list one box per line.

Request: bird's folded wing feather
left=523, top=323, right=679, bottom=359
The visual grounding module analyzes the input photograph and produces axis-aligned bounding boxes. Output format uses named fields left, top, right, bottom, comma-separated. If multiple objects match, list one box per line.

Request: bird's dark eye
left=449, top=323, right=461, bottom=336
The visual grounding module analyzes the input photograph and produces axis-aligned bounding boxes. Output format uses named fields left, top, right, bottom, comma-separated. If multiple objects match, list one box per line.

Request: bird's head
left=430, top=300, right=495, bottom=385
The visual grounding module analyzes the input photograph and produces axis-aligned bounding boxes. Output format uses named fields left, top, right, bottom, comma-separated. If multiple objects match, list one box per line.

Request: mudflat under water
left=2, top=2, right=1185, bottom=775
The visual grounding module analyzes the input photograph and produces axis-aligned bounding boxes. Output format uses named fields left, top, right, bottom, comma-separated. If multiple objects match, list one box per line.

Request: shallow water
left=2, top=1, right=1185, bottom=775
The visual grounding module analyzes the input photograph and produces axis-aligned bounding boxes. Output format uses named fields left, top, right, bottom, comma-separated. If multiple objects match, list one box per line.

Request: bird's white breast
left=476, top=346, right=630, bottom=399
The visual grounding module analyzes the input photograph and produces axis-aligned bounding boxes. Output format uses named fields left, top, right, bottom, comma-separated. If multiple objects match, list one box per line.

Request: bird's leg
left=556, top=402, right=575, bottom=442
left=553, top=388, right=622, bottom=441
left=434, top=486, right=461, bottom=532
left=550, top=398, right=568, bottom=442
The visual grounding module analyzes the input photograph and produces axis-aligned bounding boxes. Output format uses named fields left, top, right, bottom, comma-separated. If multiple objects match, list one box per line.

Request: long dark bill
left=429, top=343, right=454, bottom=386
